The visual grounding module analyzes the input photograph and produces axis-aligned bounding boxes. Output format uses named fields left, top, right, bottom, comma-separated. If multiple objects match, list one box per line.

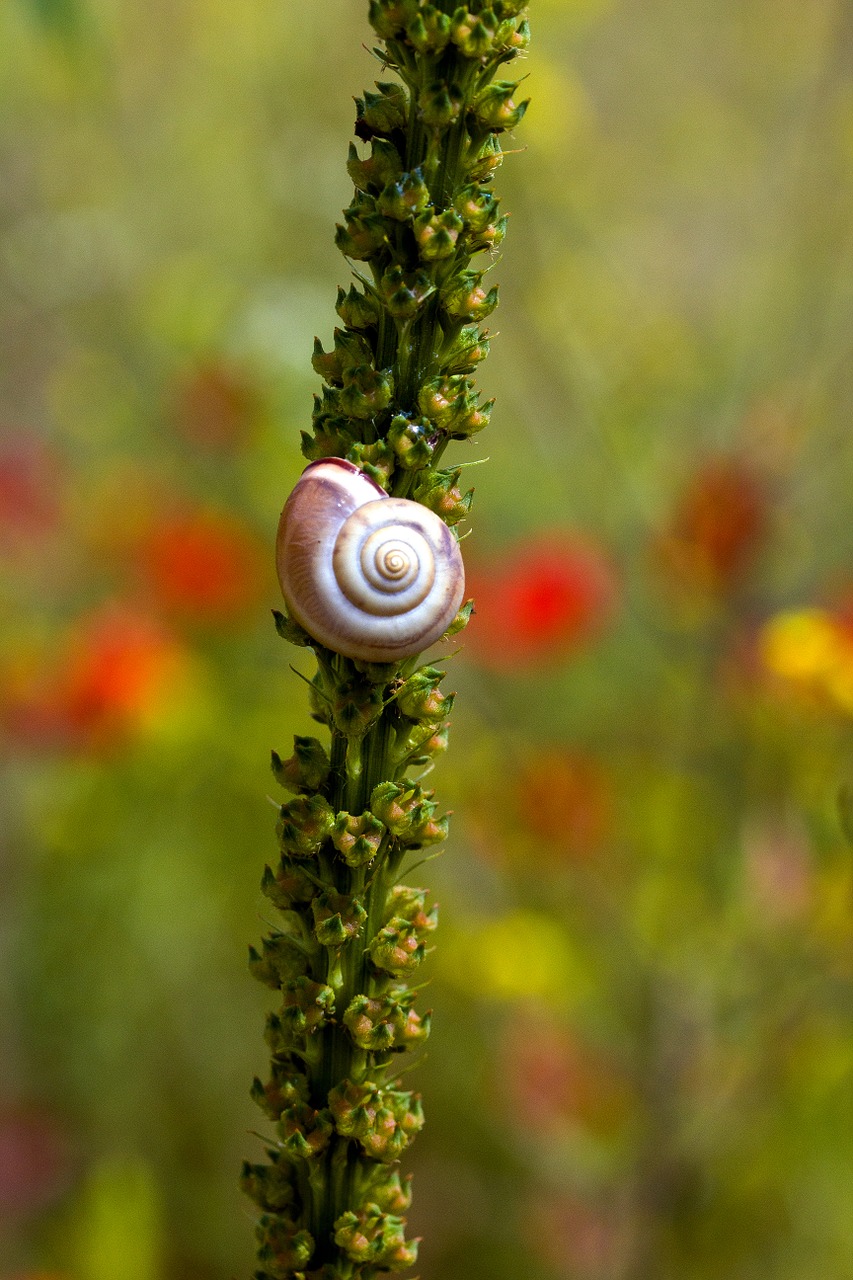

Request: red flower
left=465, top=532, right=616, bottom=670
left=655, top=455, right=767, bottom=593
left=138, top=508, right=265, bottom=624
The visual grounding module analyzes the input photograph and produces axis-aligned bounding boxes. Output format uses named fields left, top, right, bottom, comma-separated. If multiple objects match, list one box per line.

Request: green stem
left=313, top=705, right=399, bottom=1261
left=246, top=6, right=530, bottom=1273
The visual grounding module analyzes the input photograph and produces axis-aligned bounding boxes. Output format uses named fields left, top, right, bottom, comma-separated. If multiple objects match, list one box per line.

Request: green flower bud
left=334, top=1204, right=419, bottom=1270
left=347, top=137, right=404, bottom=193
left=444, top=325, right=491, bottom=375
left=278, top=1103, right=334, bottom=1160
left=411, top=466, right=473, bottom=525
left=272, top=608, right=312, bottom=647
left=417, top=374, right=470, bottom=429
left=250, top=1060, right=309, bottom=1121
left=401, top=719, right=451, bottom=767
left=332, top=676, right=385, bottom=737
left=311, top=335, right=342, bottom=385
left=332, top=810, right=386, bottom=868
left=396, top=667, right=449, bottom=722
left=418, top=375, right=492, bottom=435
left=379, top=264, right=435, bottom=319
left=264, top=1010, right=293, bottom=1056
left=368, top=917, right=427, bottom=976
left=406, top=4, right=451, bottom=54
left=357, top=81, right=409, bottom=138
left=366, top=1166, right=413, bottom=1215
left=387, top=415, right=434, bottom=470
left=309, top=670, right=332, bottom=726
left=469, top=213, right=509, bottom=252
left=386, top=884, right=439, bottom=934
left=240, top=1158, right=297, bottom=1214
left=271, top=736, right=331, bottom=794
left=454, top=183, right=500, bottom=232
left=494, top=0, right=529, bottom=20
left=452, top=396, right=494, bottom=437
left=343, top=994, right=397, bottom=1052
left=467, top=132, right=504, bottom=182
left=339, top=364, right=394, bottom=420
left=344, top=991, right=431, bottom=1052
left=277, top=794, right=335, bottom=859
left=312, top=889, right=368, bottom=949
left=450, top=7, right=498, bottom=59
left=377, top=168, right=431, bottom=219
left=370, top=780, right=420, bottom=836
left=413, top=207, right=464, bottom=260
left=409, top=810, right=450, bottom=847
left=445, top=599, right=475, bottom=636
left=249, top=932, right=309, bottom=989
left=419, top=79, right=462, bottom=128
left=261, top=865, right=317, bottom=916
left=471, top=80, right=530, bottom=131
left=441, top=269, right=499, bottom=322
left=255, top=1215, right=315, bottom=1271
left=346, top=439, right=396, bottom=486
left=335, top=199, right=389, bottom=260
left=368, top=0, right=419, bottom=39
left=281, top=977, right=337, bottom=1036
left=352, top=657, right=399, bottom=685
left=301, top=419, right=357, bottom=465
left=328, top=1080, right=424, bottom=1162
left=497, top=14, right=530, bottom=51
left=336, top=283, right=381, bottom=329
left=312, top=328, right=374, bottom=385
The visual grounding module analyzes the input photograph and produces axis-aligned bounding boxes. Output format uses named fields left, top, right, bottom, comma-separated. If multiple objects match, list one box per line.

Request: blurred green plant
left=1, top=1, right=852, bottom=1279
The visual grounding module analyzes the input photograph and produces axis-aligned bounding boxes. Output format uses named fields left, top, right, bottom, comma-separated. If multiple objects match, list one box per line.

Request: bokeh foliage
left=1, top=1, right=852, bottom=1279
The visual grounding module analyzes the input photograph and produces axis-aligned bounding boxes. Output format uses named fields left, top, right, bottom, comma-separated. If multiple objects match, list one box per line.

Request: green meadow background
left=1, top=1, right=852, bottom=1278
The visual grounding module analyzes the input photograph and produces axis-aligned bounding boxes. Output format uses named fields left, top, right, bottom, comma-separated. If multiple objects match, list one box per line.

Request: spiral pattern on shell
left=276, top=458, right=466, bottom=662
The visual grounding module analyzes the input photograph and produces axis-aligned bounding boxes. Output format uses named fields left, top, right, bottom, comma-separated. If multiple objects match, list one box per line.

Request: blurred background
left=2, top=0, right=852, bottom=1277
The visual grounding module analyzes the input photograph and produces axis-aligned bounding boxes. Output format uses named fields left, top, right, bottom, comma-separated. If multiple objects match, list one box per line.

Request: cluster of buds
left=246, top=1, right=529, bottom=1276
left=329, top=1079, right=425, bottom=1163
left=300, top=0, right=529, bottom=512
left=334, top=1204, right=419, bottom=1270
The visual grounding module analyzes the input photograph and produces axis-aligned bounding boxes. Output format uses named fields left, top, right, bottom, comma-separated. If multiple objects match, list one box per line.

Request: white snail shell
left=276, top=458, right=465, bottom=663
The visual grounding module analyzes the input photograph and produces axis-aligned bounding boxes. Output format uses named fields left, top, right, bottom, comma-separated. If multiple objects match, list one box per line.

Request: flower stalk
left=243, top=3, right=530, bottom=1275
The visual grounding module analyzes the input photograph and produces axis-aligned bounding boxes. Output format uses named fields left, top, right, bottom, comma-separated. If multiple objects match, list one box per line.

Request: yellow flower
left=759, top=608, right=853, bottom=713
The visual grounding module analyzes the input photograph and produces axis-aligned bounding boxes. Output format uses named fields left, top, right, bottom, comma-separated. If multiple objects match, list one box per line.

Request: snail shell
left=276, top=458, right=465, bottom=663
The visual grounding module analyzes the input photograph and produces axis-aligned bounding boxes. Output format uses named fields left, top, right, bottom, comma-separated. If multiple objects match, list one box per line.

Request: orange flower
left=656, top=455, right=767, bottom=593
left=58, top=604, right=187, bottom=745
left=466, top=532, right=616, bottom=670
left=138, top=508, right=265, bottom=625
left=1, top=605, right=187, bottom=751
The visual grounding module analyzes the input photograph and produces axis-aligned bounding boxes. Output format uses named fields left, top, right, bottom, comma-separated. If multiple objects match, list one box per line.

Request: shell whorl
left=276, top=458, right=466, bottom=663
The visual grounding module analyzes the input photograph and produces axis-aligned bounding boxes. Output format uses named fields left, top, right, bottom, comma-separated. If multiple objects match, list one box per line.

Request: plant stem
left=243, top=5, right=530, bottom=1276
